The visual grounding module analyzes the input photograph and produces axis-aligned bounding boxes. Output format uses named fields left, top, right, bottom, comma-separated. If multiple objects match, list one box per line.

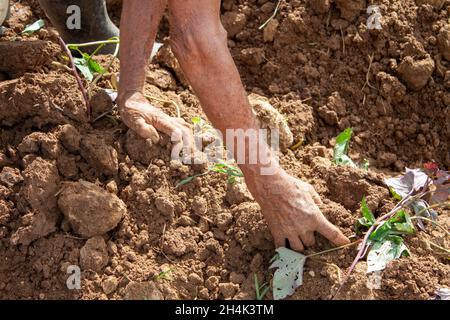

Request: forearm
left=177, top=45, right=282, bottom=182
left=119, top=0, right=167, bottom=95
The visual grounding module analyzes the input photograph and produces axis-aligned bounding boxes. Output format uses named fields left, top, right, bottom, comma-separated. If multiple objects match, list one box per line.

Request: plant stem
left=259, top=0, right=283, bottom=30
left=416, top=202, right=450, bottom=216
left=332, top=188, right=427, bottom=299
left=88, top=41, right=120, bottom=99
left=410, top=216, right=450, bottom=236
left=306, top=240, right=362, bottom=259
left=144, top=94, right=181, bottom=118
left=66, top=39, right=120, bottom=49
left=428, top=241, right=450, bottom=254
left=58, top=37, right=91, bottom=120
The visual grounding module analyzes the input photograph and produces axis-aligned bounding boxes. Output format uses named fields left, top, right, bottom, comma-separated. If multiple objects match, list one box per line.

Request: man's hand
left=248, top=170, right=350, bottom=252
left=118, top=91, right=195, bottom=153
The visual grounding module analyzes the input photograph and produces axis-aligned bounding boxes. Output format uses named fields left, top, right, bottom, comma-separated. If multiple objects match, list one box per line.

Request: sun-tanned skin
left=118, top=0, right=350, bottom=251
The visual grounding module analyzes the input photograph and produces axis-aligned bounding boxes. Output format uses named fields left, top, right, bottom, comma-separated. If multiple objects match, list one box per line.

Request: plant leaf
left=434, top=288, right=450, bottom=300
left=410, top=199, right=438, bottom=231
left=22, top=19, right=45, bottom=34
left=361, top=197, right=376, bottom=224
left=431, top=170, right=449, bottom=204
left=84, top=54, right=105, bottom=74
left=367, top=237, right=409, bottom=273
left=384, top=168, right=429, bottom=198
left=191, top=117, right=202, bottom=124
left=270, top=247, right=306, bottom=300
left=333, top=128, right=356, bottom=167
left=390, top=210, right=415, bottom=235
left=73, top=57, right=94, bottom=81
left=356, top=197, right=376, bottom=233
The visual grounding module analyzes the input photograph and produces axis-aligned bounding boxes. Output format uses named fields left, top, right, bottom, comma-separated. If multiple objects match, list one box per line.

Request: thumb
left=134, top=118, right=160, bottom=143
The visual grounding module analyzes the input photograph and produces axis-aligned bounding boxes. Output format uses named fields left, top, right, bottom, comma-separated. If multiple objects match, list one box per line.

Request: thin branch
left=306, top=240, right=362, bottom=259
left=361, top=54, right=375, bottom=91
left=259, top=0, right=283, bottom=30
left=66, top=39, right=120, bottom=49
left=410, top=216, right=450, bottom=236
left=144, top=94, right=181, bottom=118
left=58, top=37, right=91, bottom=120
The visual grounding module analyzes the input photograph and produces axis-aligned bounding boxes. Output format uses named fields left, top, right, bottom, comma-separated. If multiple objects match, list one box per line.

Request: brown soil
left=0, top=0, right=449, bottom=300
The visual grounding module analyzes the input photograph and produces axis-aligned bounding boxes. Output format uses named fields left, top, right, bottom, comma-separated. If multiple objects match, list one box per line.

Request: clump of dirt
left=0, top=0, right=448, bottom=300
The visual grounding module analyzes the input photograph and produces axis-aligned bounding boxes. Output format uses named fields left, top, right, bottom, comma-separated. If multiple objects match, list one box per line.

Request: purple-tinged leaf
left=385, top=168, right=430, bottom=198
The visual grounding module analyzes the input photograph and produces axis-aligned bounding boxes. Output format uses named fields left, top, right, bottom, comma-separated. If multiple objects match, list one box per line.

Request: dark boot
left=38, top=0, right=119, bottom=53
left=0, top=0, right=9, bottom=27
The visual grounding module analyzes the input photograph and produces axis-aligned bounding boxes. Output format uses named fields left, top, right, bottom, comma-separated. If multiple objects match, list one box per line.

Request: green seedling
left=355, top=197, right=415, bottom=273
left=333, top=128, right=369, bottom=169
left=66, top=37, right=119, bottom=83
left=176, top=161, right=243, bottom=188
left=153, top=268, right=175, bottom=282
left=333, top=128, right=356, bottom=167
left=254, top=274, right=270, bottom=301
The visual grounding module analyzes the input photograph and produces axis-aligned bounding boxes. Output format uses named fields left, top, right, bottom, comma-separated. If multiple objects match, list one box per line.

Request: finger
left=288, top=235, right=304, bottom=252
left=181, top=127, right=196, bottom=156
left=272, top=232, right=285, bottom=249
left=134, top=118, right=160, bottom=143
left=300, top=231, right=316, bottom=247
left=309, top=187, right=323, bottom=205
left=316, top=218, right=350, bottom=246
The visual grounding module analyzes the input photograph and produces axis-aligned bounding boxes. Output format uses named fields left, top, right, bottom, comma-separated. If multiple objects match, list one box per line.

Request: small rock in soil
left=219, top=282, right=239, bottom=299
left=11, top=158, right=60, bottom=245
left=221, top=11, right=247, bottom=38
left=437, top=25, right=450, bottom=61
left=335, top=0, right=365, bottom=21
left=80, top=134, right=118, bottom=176
left=397, top=55, right=435, bottom=90
left=263, top=19, right=279, bottom=42
left=124, top=281, right=163, bottom=300
left=80, top=236, right=109, bottom=272
left=310, top=0, right=331, bottom=14
left=59, top=124, right=81, bottom=153
left=102, top=276, right=119, bottom=295
left=155, top=196, right=175, bottom=218
left=125, top=129, right=154, bottom=165
left=225, top=180, right=253, bottom=205
left=57, top=180, right=126, bottom=238
left=0, top=167, right=23, bottom=187
left=249, top=93, right=294, bottom=151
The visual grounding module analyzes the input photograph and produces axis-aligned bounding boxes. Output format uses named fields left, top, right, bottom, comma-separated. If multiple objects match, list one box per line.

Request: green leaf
left=361, top=197, right=376, bottom=225
left=369, top=221, right=393, bottom=242
left=22, top=19, right=45, bottom=34
left=176, top=176, right=195, bottom=188
left=369, top=210, right=415, bottom=242
left=333, top=128, right=356, bottom=167
left=82, top=53, right=105, bottom=74
left=73, top=57, right=94, bottom=81
left=367, top=237, right=410, bottom=273
left=389, top=187, right=402, bottom=200
left=390, top=210, right=415, bottom=235
left=356, top=197, right=376, bottom=233
left=191, top=117, right=202, bottom=124
left=270, top=247, right=306, bottom=300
